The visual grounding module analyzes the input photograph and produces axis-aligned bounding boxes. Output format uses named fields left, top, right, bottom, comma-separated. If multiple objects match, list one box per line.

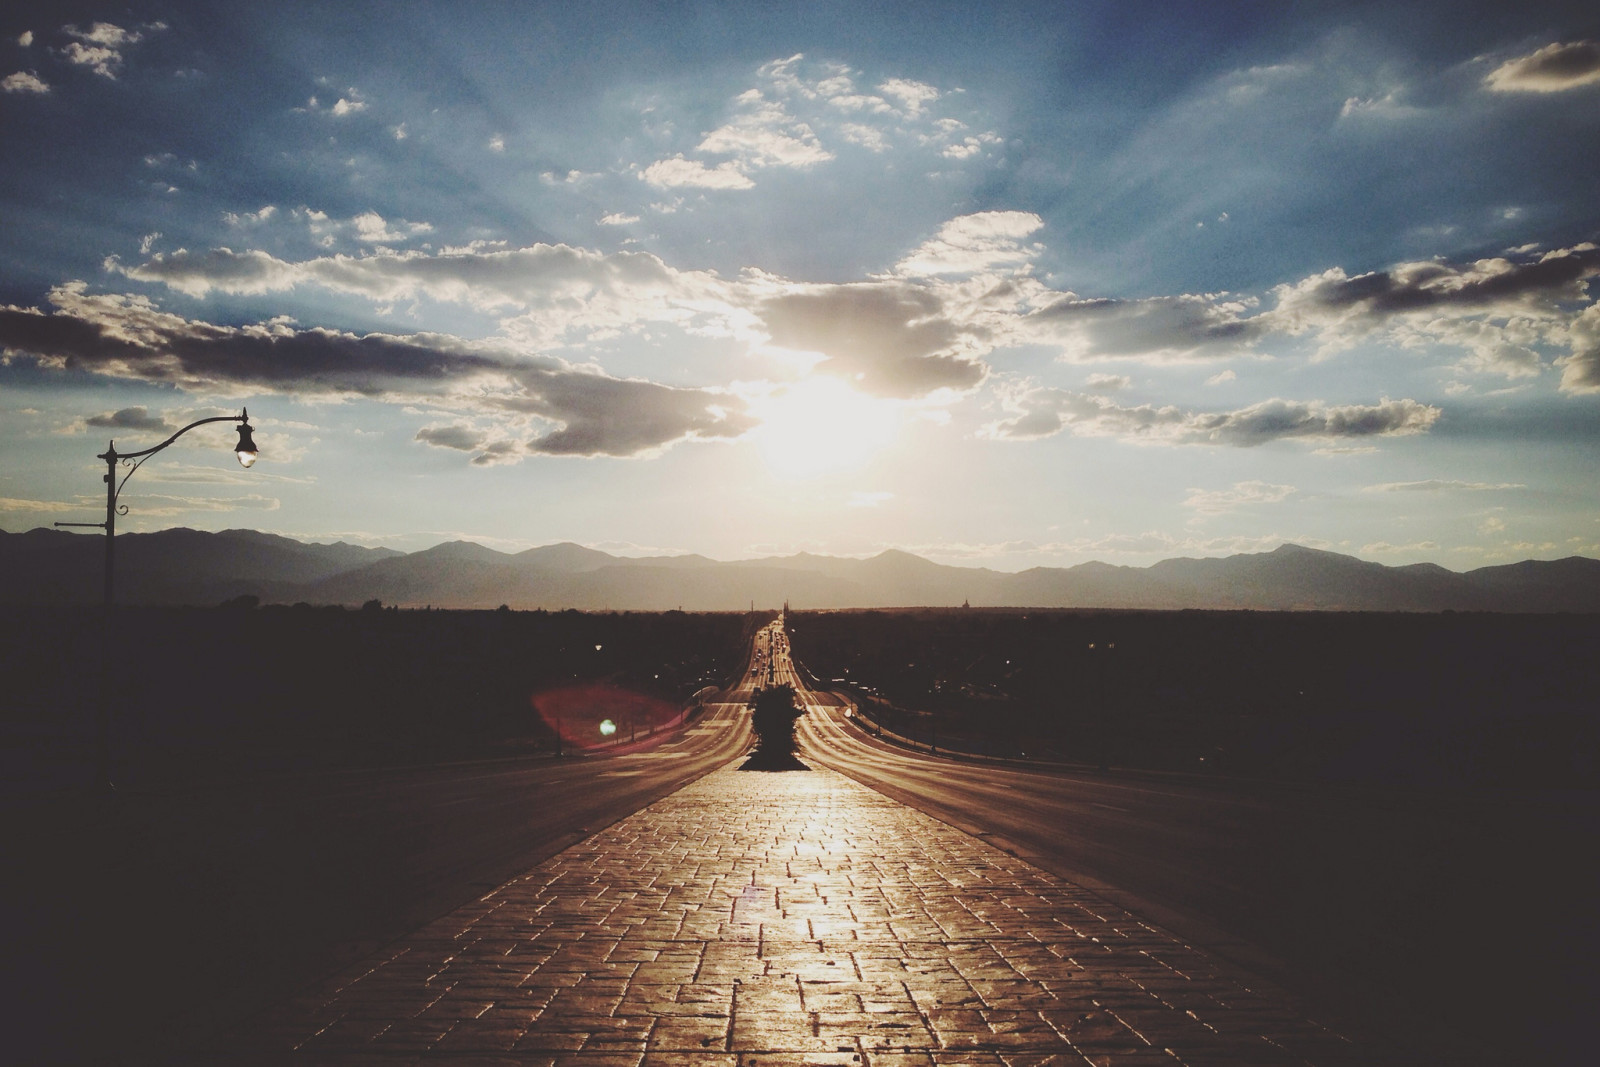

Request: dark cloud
left=1028, top=294, right=1266, bottom=361
left=1277, top=246, right=1600, bottom=319
left=0, top=284, right=752, bottom=460
left=759, top=283, right=986, bottom=397
left=414, top=425, right=483, bottom=451
left=499, top=368, right=757, bottom=457
left=987, top=388, right=1439, bottom=447
left=85, top=406, right=171, bottom=432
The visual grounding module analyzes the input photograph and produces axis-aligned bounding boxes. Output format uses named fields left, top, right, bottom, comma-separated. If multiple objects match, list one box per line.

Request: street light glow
left=235, top=413, right=259, bottom=467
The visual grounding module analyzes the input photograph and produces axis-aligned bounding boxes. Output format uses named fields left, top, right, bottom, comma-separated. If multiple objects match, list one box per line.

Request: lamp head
left=235, top=411, right=259, bottom=468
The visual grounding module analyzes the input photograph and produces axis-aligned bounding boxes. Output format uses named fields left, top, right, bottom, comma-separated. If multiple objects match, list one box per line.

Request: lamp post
left=54, top=408, right=259, bottom=790
left=56, top=409, right=258, bottom=607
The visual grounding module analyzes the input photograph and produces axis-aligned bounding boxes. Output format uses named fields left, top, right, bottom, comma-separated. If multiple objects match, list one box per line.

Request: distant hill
left=3, top=527, right=1598, bottom=612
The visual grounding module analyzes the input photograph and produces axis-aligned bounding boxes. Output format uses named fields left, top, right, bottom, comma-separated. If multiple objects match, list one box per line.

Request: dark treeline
left=787, top=608, right=1599, bottom=787
left=3, top=604, right=763, bottom=790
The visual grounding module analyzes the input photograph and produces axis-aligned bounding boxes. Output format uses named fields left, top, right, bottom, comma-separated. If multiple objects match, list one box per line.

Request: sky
left=2, top=1, right=1599, bottom=569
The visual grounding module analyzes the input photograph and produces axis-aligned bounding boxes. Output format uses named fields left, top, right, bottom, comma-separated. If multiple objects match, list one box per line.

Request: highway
left=755, top=615, right=1594, bottom=1064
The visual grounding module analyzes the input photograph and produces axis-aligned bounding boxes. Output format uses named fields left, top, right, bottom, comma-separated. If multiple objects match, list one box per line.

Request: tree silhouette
left=746, top=684, right=804, bottom=768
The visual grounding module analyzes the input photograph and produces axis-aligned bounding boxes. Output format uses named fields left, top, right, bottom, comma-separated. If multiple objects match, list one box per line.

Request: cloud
left=104, top=493, right=281, bottom=517
left=896, top=211, right=1043, bottom=276
left=415, top=425, right=483, bottom=451
left=1206, top=369, right=1237, bottom=385
left=330, top=96, right=366, bottom=116
left=18, top=31, right=33, bottom=47
left=351, top=211, right=432, bottom=244
left=599, top=213, right=639, bottom=226
left=2, top=71, right=48, bottom=93
left=1363, top=479, right=1524, bottom=493
left=1362, top=540, right=1442, bottom=555
left=758, top=283, right=986, bottom=398
left=1083, top=373, right=1130, bottom=392
left=85, top=406, right=172, bottom=433
left=222, top=205, right=277, bottom=226
left=848, top=491, right=893, bottom=508
left=60, top=21, right=161, bottom=78
left=984, top=386, right=1440, bottom=447
left=0, top=283, right=752, bottom=460
left=109, top=242, right=725, bottom=330
left=0, top=496, right=80, bottom=513
left=1272, top=245, right=1600, bottom=383
left=1485, top=41, right=1600, bottom=93
left=1275, top=246, right=1600, bottom=323
left=640, top=156, right=754, bottom=189
left=1183, top=481, right=1296, bottom=515
left=1559, top=302, right=1600, bottom=393
left=1028, top=292, right=1266, bottom=362
left=694, top=91, right=833, bottom=170
left=415, top=425, right=527, bottom=466
left=878, top=77, right=940, bottom=116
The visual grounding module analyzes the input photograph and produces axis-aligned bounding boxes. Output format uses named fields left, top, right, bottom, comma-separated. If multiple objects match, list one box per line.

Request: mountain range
left=3, top=527, right=1599, bottom=613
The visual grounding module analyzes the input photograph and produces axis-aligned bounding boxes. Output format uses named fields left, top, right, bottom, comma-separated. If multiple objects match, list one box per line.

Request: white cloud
left=1485, top=40, right=1600, bottom=93
left=1206, top=369, right=1237, bottom=385
left=1084, top=373, right=1130, bottom=391
left=487, top=133, right=505, bottom=151
left=1183, top=481, right=1296, bottom=514
left=0, top=496, right=81, bottom=513
left=60, top=21, right=161, bottom=78
left=351, top=211, right=433, bottom=244
left=1560, top=302, right=1600, bottom=393
left=941, top=132, right=1001, bottom=159
left=222, top=205, right=277, bottom=226
left=878, top=77, right=940, bottom=115
left=598, top=213, right=640, bottom=226
left=330, top=96, right=366, bottom=116
left=695, top=94, right=833, bottom=170
left=896, top=211, right=1043, bottom=276
left=1362, top=540, right=1442, bottom=555
left=2, top=70, right=47, bottom=93
left=18, top=31, right=33, bottom=47
left=640, top=156, right=754, bottom=189
left=1364, top=480, right=1524, bottom=493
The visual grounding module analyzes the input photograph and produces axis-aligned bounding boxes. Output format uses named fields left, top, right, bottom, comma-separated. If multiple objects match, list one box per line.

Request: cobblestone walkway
left=226, top=766, right=1384, bottom=1065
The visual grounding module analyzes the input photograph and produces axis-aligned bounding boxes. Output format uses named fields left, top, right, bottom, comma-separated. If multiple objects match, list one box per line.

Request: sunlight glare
left=753, top=378, right=899, bottom=478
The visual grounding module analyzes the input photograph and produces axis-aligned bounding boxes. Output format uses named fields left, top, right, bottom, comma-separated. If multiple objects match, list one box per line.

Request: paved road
left=765, top=617, right=1595, bottom=1064
left=226, top=745, right=1389, bottom=1064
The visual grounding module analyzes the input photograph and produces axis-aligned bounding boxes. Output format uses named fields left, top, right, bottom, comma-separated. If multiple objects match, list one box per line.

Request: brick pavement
left=219, top=765, right=1387, bottom=1065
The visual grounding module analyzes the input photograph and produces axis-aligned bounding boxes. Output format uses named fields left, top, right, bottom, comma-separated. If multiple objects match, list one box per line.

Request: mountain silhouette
left=3, top=527, right=1598, bottom=612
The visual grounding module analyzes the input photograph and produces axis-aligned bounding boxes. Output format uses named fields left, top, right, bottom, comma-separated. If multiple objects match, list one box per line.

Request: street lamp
left=56, top=409, right=259, bottom=606
left=54, top=408, right=260, bottom=790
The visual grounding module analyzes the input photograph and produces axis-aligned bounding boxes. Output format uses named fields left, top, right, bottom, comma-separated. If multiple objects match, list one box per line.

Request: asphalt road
left=762, top=617, right=1597, bottom=1065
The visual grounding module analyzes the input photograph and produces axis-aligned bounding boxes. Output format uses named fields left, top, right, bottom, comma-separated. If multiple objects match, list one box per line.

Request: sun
left=751, top=377, right=900, bottom=478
